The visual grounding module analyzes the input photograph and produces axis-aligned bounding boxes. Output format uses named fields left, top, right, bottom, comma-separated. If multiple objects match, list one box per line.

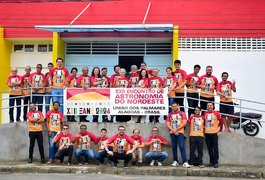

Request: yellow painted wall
left=52, top=32, right=65, bottom=66
left=0, top=27, right=12, bottom=124
left=172, top=25, right=179, bottom=71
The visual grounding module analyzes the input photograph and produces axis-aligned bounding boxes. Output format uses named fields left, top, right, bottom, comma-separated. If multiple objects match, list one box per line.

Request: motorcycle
left=231, top=112, right=262, bottom=137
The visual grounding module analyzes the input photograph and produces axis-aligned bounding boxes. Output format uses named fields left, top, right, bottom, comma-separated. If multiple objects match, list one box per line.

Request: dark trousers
left=23, top=96, right=30, bottom=121
left=200, top=96, right=215, bottom=114
left=109, top=152, right=132, bottom=164
left=189, top=136, right=204, bottom=165
left=29, top=131, right=45, bottom=159
left=95, top=147, right=113, bottom=164
left=79, top=115, right=87, bottom=122
left=187, top=93, right=199, bottom=117
left=32, top=93, right=44, bottom=112
left=55, top=145, right=74, bottom=163
left=205, top=133, right=219, bottom=165
left=9, top=95, right=22, bottom=122
left=116, top=115, right=131, bottom=122
left=175, top=93, right=185, bottom=112
left=149, top=116, right=159, bottom=123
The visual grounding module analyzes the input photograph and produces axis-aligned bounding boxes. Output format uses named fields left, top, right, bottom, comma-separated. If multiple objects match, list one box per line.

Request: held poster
left=64, top=88, right=169, bottom=115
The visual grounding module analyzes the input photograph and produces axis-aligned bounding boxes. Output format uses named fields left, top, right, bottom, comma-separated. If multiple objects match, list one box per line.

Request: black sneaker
left=206, top=163, right=213, bottom=167
left=138, top=162, right=142, bottom=167
left=10, top=120, right=14, bottom=123
left=107, top=161, right=113, bottom=166
left=28, top=158, right=32, bottom=163
left=41, top=158, right=45, bottom=164
left=16, top=119, right=21, bottom=122
left=124, top=163, right=128, bottom=168
left=213, top=164, right=219, bottom=168
left=131, top=161, right=136, bottom=166
left=113, top=162, right=118, bottom=167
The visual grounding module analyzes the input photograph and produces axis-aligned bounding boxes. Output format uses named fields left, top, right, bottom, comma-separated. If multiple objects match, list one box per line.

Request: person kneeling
left=53, top=124, right=74, bottom=165
left=145, top=127, right=170, bottom=166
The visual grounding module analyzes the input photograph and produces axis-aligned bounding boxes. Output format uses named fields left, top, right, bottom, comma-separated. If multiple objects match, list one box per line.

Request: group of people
left=28, top=100, right=222, bottom=168
left=7, top=58, right=237, bottom=168
left=7, top=58, right=236, bottom=130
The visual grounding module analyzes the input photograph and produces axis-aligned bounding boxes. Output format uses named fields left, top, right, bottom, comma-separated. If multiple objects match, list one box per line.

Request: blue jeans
left=169, top=97, right=175, bottom=113
left=51, top=88, right=63, bottom=113
left=95, top=147, right=113, bottom=164
left=45, top=92, right=52, bottom=113
left=145, top=151, right=168, bottom=162
left=170, top=133, right=187, bottom=163
left=75, top=148, right=95, bottom=163
left=32, top=93, right=44, bottom=112
left=48, top=131, right=58, bottom=160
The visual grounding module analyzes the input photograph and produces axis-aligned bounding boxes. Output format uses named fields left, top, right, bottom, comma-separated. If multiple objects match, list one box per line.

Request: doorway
left=118, top=56, right=144, bottom=72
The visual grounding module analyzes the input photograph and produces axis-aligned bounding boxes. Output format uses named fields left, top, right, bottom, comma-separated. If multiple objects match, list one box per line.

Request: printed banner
left=64, top=88, right=168, bottom=115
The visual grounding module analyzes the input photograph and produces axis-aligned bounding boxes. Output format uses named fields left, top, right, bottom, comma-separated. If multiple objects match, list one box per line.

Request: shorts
left=220, top=102, right=234, bottom=116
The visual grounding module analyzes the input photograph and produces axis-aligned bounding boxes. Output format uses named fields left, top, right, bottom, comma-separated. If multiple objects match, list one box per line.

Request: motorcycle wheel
left=243, top=122, right=259, bottom=137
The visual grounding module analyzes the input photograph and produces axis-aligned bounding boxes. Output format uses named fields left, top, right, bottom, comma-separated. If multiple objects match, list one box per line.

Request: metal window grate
left=179, top=38, right=265, bottom=51
left=66, top=42, right=172, bottom=55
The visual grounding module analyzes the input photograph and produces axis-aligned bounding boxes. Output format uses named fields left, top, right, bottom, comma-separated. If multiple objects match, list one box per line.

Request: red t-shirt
left=197, top=74, right=218, bottom=98
left=137, top=77, right=149, bottom=88
left=77, top=74, right=91, bottom=88
left=68, top=75, right=78, bottom=88
left=49, top=67, right=69, bottom=89
left=186, top=73, right=200, bottom=93
left=101, top=76, right=110, bottom=88
left=107, top=134, right=135, bottom=153
left=27, top=110, right=44, bottom=132
left=188, top=115, right=205, bottom=137
left=54, top=133, right=74, bottom=149
left=217, top=81, right=234, bottom=103
left=173, top=69, right=187, bottom=93
left=76, top=132, right=98, bottom=150
left=130, top=135, right=144, bottom=145
left=7, top=75, right=22, bottom=95
left=21, top=73, right=31, bottom=95
left=203, top=110, right=223, bottom=134
left=129, top=72, right=140, bottom=88
left=45, top=72, right=52, bottom=92
left=116, top=77, right=130, bottom=88
left=165, top=111, right=187, bottom=134
left=110, top=73, right=120, bottom=87
left=96, top=136, right=110, bottom=152
left=164, top=76, right=177, bottom=96
left=46, top=110, right=64, bottom=132
left=29, top=72, right=46, bottom=93
left=146, top=135, right=168, bottom=152
left=149, top=76, right=163, bottom=88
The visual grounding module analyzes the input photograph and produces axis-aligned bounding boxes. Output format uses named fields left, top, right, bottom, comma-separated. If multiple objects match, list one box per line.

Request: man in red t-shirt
left=165, top=103, right=191, bottom=168
left=29, top=64, right=46, bottom=113
left=75, top=124, right=98, bottom=165
left=145, top=127, right=169, bottom=166
left=148, top=69, right=163, bottom=123
left=49, top=58, right=69, bottom=113
left=130, top=129, right=145, bottom=166
left=217, top=72, right=236, bottom=132
left=173, top=60, right=187, bottom=112
left=21, top=65, right=32, bottom=121
left=186, top=64, right=201, bottom=117
left=53, top=124, right=74, bottom=165
left=197, top=66, right=218, bottom=113
left=95, top=128, right=113, bottom=166
left=7, top=67, right=22, bottom=123
left=109, top=65, right=121, bottom=88
left=46, top=101, right=64, bottom=163
left=129, top=65, right=139, bottom=88
left=203, top=102, right=223, bottom=168
left=27, top=102, right=45, bottom=164
left=103, top=125, right=138, bottom=168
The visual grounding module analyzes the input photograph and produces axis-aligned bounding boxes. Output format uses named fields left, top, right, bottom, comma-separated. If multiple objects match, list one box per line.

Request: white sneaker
left=126, top=120, right=134, bottom=124
left=157, top=161, right=162, bottom=166
left=182, top=162, right=191, bottom=168
left=149, top=160, right=155, bottom=166
left=171, top=161, right=179, bottom=167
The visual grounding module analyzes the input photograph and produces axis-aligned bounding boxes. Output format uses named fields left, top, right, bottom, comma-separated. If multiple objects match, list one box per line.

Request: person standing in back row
left=197, top=66, right=218, bottom=113
left=186, top=64, right=201, bottom=117
left=49, top=58, right=69, bottom=113
left=173, top=60, right=187, bottom=112
left=21, top=66, right=32, bottom=121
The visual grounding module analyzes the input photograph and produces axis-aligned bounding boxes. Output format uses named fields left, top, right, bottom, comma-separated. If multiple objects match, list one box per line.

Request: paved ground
left=0, top=162, right=264, bottom=179
left=0, top=173, right=254, bottom=180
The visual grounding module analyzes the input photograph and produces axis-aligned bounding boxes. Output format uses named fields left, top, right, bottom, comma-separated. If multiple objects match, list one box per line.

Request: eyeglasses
left=63, top=128, right=68, bottom=130
left=118, top=129, right=125, bottom=131
left=152, top=130, right=158, bottom=132
left=37, top=67, right=42, bottom=69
